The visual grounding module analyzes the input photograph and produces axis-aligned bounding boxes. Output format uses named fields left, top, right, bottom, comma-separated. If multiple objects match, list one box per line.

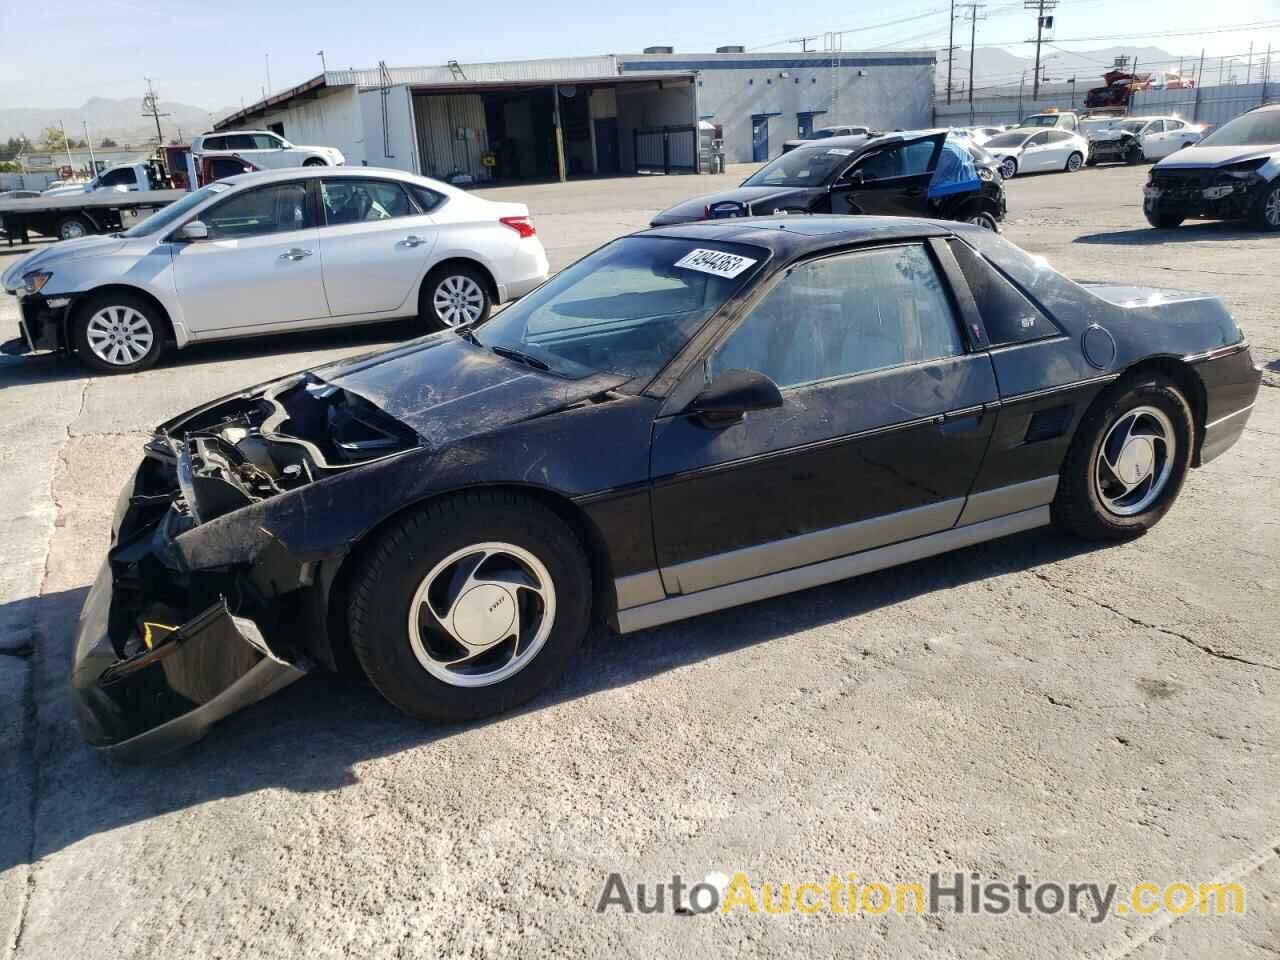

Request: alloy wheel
left=1000, top=158, right=1017, bottom=179
left=85, top=306, right=155, bottom=367
left=407, top=542, right=556, bottom=688
left=966, top=213, right=997, bottom=231
left=1067, top=153, right=1083, bottom=172
left=60, top=220, right=87, bottom=240
left=433, top=275, right=486, bottom=327
left=1094, top=405, right=1176, bottom=516
left=1266, top=188, right=1280, bottom=227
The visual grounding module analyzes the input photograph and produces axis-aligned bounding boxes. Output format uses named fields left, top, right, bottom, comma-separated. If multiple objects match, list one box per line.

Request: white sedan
left=1, top=168, right=549, bottom=373
left=981, top=128, right=1092, bottom=178
left=1086, top=116, right=1207, bottom=165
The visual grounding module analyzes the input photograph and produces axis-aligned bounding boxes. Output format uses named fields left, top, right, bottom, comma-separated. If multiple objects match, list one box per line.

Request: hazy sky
left=1, top=0, right=1278, bottom=110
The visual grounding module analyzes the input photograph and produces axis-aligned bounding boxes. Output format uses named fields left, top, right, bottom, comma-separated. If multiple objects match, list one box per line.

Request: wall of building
left=620, top=52, right=936, bottom=162
left=1130, top=82, right=1279, bottom=127
left=413, top=94, right=490, bottom=182
left=254, top=87, right=366, bottom=166
left=615, top=83, right=698, bottom=171
left=358, top=86, right=419, bottom=174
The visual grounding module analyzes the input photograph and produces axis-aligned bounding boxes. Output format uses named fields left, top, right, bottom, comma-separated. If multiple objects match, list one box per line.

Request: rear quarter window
left=949, top=239, right=1060, bottom=346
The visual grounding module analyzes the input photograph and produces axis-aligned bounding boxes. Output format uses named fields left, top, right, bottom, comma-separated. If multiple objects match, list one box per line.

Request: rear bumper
left=497, top=242, right=550, bottom=302
left=73, top=561, right=307, bottom=760
left=1188, top=342, right=1263, bottom=466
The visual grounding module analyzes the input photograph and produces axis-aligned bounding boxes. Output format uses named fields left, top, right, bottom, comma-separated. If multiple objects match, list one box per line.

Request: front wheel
left=1065, top=151, right=1084, bottom=172
left=1124, top=143, right=1145, bottom=165
left=1145, top=208, right=1185, bottom=229
left=72, top=292, right=166, bottom=373
left=1249, top=181, right=1280, bottom=231
left=964, top=211, right=1000, bottom=231
left=999, top=157, right=1017, bottom=179
left=420, top=264, right=492, bottom=329
left=347, top=492, right=593, bottom=723
left=1052, top=374, right=1194, bottom=541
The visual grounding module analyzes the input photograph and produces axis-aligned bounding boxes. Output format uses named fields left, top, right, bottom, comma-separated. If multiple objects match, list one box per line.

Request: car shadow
left=0, top=319, right=421, bottom=388
left=1074, top=222, right=1265, bottom=245
left=5, top=526, right=1105, bottom=872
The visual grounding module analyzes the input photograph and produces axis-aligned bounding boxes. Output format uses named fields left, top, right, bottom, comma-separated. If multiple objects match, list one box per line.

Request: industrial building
left=211, top=49, right=935, bottom=184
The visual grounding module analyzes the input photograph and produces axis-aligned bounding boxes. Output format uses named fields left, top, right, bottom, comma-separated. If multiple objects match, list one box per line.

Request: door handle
left=279, top=248, right=312, bottom=261
left=399, top=235, right=427, bottom=247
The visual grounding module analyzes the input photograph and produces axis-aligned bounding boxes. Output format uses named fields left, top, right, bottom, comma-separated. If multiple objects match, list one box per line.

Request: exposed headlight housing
left=22, top=271, right=51, bottom=295
left=1220, top=157, right=1268, bottom=179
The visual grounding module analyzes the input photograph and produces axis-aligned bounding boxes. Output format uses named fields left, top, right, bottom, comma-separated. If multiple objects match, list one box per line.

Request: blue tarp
left=928, top=140, right=980, bottom=199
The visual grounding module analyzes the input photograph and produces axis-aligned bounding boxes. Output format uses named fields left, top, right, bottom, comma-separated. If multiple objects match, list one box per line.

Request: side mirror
left=686, top=369, right=783, bottom=426
left=176, top=220, right=209, bottom=242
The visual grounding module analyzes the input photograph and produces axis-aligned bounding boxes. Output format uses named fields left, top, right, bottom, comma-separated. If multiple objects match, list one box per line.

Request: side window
left=203, top=183, right=314, bottom=239
left=407, top=183, right=446, bottom=213
left=948, top=239, right=1058, bottom=346
left=201, top=136, right=224, bottom=151
left=208, top=157, right=253, bottom=180
left=856, top=140, right=935, bottom=181
left=252, top=134, right=281, bottom=149
left=1028, top=132, right=1050, bottom=147
left=321, top=179, right=416, bottom=224
left=711, top=244, right=965, bottom=389
left=1166, top=120, right=1184, bottom=131
left=1047, top=130, right=1072, bottom=143
left=100, top=168, right=136, bottom=187
left=225, top=134, right=256, bottom=150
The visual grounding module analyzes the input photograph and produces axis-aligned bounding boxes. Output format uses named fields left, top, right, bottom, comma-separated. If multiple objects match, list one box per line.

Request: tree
left=100, top=137, right=118, bottom=148
left=0, top=137, right=24, bottom=161
left=42, top=126, right=67, bottom=151
left=0, top=160, right=20, bottom=173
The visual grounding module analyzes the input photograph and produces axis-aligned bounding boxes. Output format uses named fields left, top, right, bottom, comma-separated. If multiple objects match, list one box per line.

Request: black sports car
left=76, top=217, right=1261, bottom=758
left=652, top=131, right=1006, bottom=231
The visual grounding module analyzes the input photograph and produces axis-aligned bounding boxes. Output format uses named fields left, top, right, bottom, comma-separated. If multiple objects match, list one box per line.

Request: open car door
left=831, top=134, right=945, bottom=217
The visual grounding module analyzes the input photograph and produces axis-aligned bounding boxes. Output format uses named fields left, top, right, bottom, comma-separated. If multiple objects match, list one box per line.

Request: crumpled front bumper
left=73, top=561, right=307, bottom=760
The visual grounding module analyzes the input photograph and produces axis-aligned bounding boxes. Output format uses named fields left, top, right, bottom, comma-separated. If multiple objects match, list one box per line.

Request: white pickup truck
left=42, top=162, right=161, bottom=198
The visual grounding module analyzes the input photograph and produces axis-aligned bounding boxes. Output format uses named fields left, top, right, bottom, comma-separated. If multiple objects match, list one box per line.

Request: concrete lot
left=1, top=164, right=1277, bottom=959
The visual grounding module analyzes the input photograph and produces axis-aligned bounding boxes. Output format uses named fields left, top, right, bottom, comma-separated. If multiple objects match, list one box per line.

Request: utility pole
left=142, top=78, right=171, bottom=146
left=1026, top=0, right=1057, bottom=100
left=789, top=35, right=818, bottom=51
left=265, top=54, right=272, bottom=95
left=57, top=120, right=73, bottom=167
left=83, top=120, right=96, bottom=171
left=946, top=0, right=956, bottom=104
left=962, top=1, right=986, bottom=124
left=1246, top=42, right=1253, bottom=85
left=1018, top=70, right=1026, bottom=121
left=317, top=50, right=327, bottom=74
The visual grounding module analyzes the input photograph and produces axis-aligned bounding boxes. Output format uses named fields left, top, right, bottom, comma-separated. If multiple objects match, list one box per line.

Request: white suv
left=192, top=130, right=345, bottom=169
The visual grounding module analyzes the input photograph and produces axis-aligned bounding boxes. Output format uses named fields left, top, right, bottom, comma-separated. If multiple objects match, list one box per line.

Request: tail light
left=500, top=216, right=536, bottom=238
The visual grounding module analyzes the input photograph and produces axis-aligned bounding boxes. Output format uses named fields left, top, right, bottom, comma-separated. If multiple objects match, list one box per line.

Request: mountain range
left=0, top=96, right=234, bottom=147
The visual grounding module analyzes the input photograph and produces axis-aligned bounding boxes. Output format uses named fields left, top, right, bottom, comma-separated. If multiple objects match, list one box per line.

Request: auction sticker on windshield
left=674, top=249, right=758, bottom=279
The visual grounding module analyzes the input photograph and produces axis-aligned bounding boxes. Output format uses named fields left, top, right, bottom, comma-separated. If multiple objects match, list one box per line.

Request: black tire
left=419, top=263, right=492, bottom=330
left=348, top=491, right=592, bottom=724
left=1248, top=180, right=1280, bottom=232
left=71, top=291, right=166, bottom=374
left=1000, top=157, right=1018, bottom=179
left=55, top=215, right=93, bottom=241
left=1145, top=209, right=1185, bottom=229
left=1052, top=373, right=1194, bottom=541
left=1065, top=151, right=1084, bottom=172
left=1085, top=156, right=1098, bottom=167
left=1124, top=143, right=1145, bottom=165
left=963, top=211, right=1000, bottom=232
left=302, top=157, right=328, bottom=167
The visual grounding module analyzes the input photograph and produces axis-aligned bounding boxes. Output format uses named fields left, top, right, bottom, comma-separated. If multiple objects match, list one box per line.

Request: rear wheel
left=1052, top=374, right=1193, bottom=540
left=348, top=492, right=592, bottom=723
left=1249, top=181, right=1280, bottom=231
left=302, top=157, right=327, bottom=167
left=419, top=264, right=492, bottom=330
left=71, top=292, right=166, bottom=374
left=1065, top=151, right=1084, bottom=172
left=56, top=216, right=92, bottom=241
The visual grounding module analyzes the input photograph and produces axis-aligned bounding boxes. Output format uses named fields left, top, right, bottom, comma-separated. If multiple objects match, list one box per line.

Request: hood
left=309, top=333, right=630, bottom=447
left=651, top=186, right=814, bottom=225
left=1155, top=144, right=1278, bottom=169
left=1089, top=128, right=1135, bottom=142
left=1, top=235, right=129, bottom=291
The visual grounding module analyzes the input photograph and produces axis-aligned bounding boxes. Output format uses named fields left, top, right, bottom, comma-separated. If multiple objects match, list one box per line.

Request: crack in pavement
left=9, top=375, right=92, bottom=960
left=1028, top=569, right=1280, bottom=673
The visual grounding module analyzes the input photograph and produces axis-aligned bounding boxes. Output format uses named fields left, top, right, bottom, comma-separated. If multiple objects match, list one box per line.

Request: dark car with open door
left=652, top=130, right=1006, bottom=231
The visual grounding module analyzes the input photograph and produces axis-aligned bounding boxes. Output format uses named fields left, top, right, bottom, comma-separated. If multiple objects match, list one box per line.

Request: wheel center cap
left=451, top=584, right=516, bottom=649
left=1116, top=437, right=1155, bottom=485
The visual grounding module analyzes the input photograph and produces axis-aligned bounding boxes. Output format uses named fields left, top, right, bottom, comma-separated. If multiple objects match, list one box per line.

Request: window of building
left=947, top=239, right=1058, bottom=345
left=710, top=244, right=965, bottom=389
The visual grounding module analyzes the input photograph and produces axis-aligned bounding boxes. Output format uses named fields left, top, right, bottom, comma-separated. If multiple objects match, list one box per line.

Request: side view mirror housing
left=176, top=220, right=209, bottom=242
left=686, top=369, right=783, bottom=426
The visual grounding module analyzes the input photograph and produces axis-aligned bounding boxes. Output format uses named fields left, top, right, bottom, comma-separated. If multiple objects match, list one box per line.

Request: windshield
left=742, top=147, right=853, bottom=187
left=122, top=183, right=225, bottom=237
left=473, top=237, right=765, bottom=385
left=1200, top=109, right=1280, bottom=147
left=984, top=132, right=1033, bottom=149
left=1019, top=115, right=1059, bottom=127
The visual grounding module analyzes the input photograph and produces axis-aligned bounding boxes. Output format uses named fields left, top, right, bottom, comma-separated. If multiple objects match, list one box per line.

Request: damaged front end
left=73, top=374, right=421, bottom=759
